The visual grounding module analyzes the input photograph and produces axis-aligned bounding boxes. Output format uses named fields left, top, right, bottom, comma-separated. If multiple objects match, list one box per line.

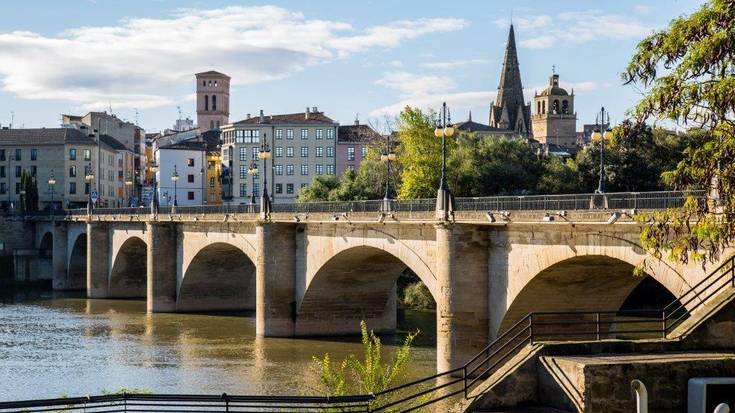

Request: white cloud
left=0, top=6, right=467, bottom=110
left=634, top=4, right=652, bottom=13
left=375, top=71, right=457, bottom=98
left=514, top=10, right=654, bottom=49
left=369, top=90, right=495, bottom=118
left=420, top=58, right=492, bottom=70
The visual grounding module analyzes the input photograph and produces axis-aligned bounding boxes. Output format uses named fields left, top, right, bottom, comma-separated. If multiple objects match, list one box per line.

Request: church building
left=532, top=72, right=577, bottom=150
left=488, top=25, right=532, bottom=137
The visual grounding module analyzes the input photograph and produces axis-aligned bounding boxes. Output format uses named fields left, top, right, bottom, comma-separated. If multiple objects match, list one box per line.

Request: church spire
left=489, top=24, right=530, bottom=135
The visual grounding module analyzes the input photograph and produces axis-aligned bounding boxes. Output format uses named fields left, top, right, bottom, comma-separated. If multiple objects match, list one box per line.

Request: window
left=188, top=191, right=195, bottom=200
left=301, top=147, right=309, bottom=157
left=15, top=182, right=21, bottom=194
left=347, top=165, right=355, bottom=172
left=316, top=129, right=323, bottom=140
left=315, top=164, right=323, bottom=175
left=30, top=166, right=37, bottom=177
left=361, top=147, right=368, bottom=157
left=276, top=129, right=283, bottom=140
left=205, top=95, right=209, bottom=111
left=347, top=147, right=355, bottom=161
left=69, top=148, right=76, bottom=160
left=562, top=100, right=569, bottom=114
left=212, top=95, right=217, bottom=111
left=326, top=164, right=335, bottom=175
left=210, top=120, right=214, bottom=129
left=84, top=149, right=91, bottom=161
left=253, top=183, right=259, bottom=197
left=275, top=183, right=282, bottom=194
left=187, top=158, right=195, bottom=167
left=286, top=129, right=294, bottom=140
left=0, top=183, right=5, bottom=194
left=251, top=147, right=259, bottom=161
left=239, top=183, right=247, bottom=197
left=301, top=164, right=309, bottom=175
left=542, top=101, right=546, bottom=114
left=326, top=146, right=334, bottom=157
left=275, top=165, right=283, bottom=175
left=326, top=129, right=334, bottom=140
left=315, top=147, right=323, bottom=157
left=286, top=147, right=294, bottom=157
left=239, top=164, right=247, bottom=179
left=0, top=166, right=4, bottom=178
left=286, top=183, right=294, bottom=194
left=216, top=121, right=220, bottom=129
left=187, top=174, right=194, bottom=183
left=286, top=165, right=294, bottom=175
left=239, top=147, right=247, bottom=161
left=301, top=183, right=308, bottom=189
left=209, top=177, right=215, bottom=188
left=84, top=182, right=90, bottom=195
left=30, top=148, right=37, bottom=161
left=15, top=149, right=21, bottom=160
left=301, top=129, right=308, bottom=140
left=69, top=182, right=76, bottom=194
left=553, top=99, right=559, bottom=114
left=275, top=147, right=283, bottom=157
left=0, top=149, right=4, bottom=161
left=15, top=166, right=21, bottom=177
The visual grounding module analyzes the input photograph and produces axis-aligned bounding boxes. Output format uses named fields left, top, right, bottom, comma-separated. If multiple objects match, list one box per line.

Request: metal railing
left=21, top=190, right=705, bottom=219
left=3, top=255, right=732, bottom=412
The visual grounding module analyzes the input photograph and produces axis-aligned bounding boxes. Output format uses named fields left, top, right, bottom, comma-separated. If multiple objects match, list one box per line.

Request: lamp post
left=592, top=107, right=613, bottom=194
left=248, top=162, right=258, bottom=210
left=258, top=134, right=272, bottom=217
left=19, top=189, right=26, bottom=213
left=434, top=102, right=455, bottom=220
left=48, top=170, right=56, bottom=218
left=85, top=163, right=95, bottom=215
left=148, top=159, right=159, bottom=215
left=380, top=143, right=396, bottom=213
left=125, top=173, right=133, bottom=207
left=171, top=164, right=179, bottom=213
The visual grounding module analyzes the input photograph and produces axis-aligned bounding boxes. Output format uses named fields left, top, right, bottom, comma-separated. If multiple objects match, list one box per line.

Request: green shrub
left=402, top=282, right=435, bottom=310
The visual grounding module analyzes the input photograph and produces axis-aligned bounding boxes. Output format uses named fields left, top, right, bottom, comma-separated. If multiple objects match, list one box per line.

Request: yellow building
left=206, top=151, right=222, bottom=204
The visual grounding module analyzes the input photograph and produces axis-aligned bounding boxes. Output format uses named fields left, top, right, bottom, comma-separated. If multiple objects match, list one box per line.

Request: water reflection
left=0, top=290, right=435, bottom=401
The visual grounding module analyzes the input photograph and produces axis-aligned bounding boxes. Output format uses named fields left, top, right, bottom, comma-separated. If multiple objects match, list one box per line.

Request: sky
left=0, top=0, right=706, bottom=133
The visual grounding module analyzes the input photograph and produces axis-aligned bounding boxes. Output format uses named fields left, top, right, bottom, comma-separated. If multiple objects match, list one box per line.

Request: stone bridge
left=33, top=198, right=715, bottom=373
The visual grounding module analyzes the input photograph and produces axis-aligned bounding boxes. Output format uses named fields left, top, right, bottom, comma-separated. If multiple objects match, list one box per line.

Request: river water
left=0, top=289, right=436, bottom=401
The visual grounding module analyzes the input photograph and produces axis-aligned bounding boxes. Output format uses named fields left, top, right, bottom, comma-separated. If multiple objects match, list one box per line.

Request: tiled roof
left=233, top=112, right=335, bottom=126
left=0, top=128, right=97, bottom=146
left=337, top=124, right=382, bottom=143
left=99, top=134, right=128, bottom=151
left=195, top=70, right=230, bottom=78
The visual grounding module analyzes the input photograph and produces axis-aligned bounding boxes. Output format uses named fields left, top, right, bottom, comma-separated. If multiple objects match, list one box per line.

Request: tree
left=396, top=107, right=448, bottom=199
left=299, top=175, right=340, bottom=202
left=537, top=157, right=581, bottom=194
left=623, top=0, right=735, bottom=265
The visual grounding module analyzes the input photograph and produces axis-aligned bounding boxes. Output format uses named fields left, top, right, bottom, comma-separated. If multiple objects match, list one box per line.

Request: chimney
left=305, top=107, right=310, bottom=120
left=259, top=110, right=264, bottom=123
left=354, top=118, right=359, bottom=126
left=246, top=113, right=251, bottom=120
left=312, top=106, right=318, bottom=114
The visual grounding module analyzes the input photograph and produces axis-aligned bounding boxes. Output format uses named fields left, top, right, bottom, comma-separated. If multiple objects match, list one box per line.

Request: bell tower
left=532, top=71, right=577, bottom=148
left=196, top=71, right=231, bottom=131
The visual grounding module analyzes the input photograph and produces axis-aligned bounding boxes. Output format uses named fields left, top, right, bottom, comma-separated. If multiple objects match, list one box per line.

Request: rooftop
left=195, top=70, right=231, bottom=79
left=233, top=110, right=336, bottom=126
left=337, top=124, right=382, bottom=143
left=0, top=128, right=97, bottom=146
left=99, top=134, right=128, bottom=151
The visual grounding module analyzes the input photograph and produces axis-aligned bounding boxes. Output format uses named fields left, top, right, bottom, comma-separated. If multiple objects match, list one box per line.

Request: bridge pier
left=256, top=222, right=296, bottom=337
left=436, top=224, right=489, bottom=373
left=147, top=222, right=178, bottom=313
left=86, top=222, right=109, bottom=298
left=51, top=223, right=68, bottom=290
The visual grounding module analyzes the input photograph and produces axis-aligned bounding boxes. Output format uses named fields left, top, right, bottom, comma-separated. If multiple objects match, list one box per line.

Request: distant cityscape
left=0, top=25, right=601, bottom=211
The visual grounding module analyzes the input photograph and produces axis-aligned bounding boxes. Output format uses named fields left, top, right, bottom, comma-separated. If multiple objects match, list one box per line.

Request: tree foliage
left=396, top=107, right=447, bottom=199
left=624, top=0, right=735, bottom=265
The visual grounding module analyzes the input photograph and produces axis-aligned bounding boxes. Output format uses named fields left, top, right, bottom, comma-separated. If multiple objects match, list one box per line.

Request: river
left=0, top=288, right=436, bottom=401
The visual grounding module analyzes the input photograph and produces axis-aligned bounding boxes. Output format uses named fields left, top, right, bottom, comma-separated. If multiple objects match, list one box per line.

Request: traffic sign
left=91, top=191, right=98, bottom=202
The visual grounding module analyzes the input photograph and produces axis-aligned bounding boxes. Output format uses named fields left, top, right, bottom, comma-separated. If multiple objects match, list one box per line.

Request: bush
left=402, top=282, right=435, bottom=310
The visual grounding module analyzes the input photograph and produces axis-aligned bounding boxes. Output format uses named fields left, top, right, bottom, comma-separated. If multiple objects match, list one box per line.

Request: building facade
left=196, top=71, right=230, bottom=131
left=155, top=143, right=206, bottom=206
left=532, top=73, right=577, bottom=149
left=0, top=128, right=121, bottom=210
left=336, top=121, right=383, bottom=175
left=220, top=108, right=338, bottom=204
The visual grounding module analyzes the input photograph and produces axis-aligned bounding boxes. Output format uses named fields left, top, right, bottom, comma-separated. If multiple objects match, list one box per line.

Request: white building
left=155, top=141, right=208, bottom=206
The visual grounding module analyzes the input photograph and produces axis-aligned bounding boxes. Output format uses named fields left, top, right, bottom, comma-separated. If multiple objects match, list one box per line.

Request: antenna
left=10, top=111, right=14, bottom=129
left=177, top=106, right=183, bottom=121
left=134, top=108, right=139, bottom=125
left=552, top=64, right=556, bottom=74
left=108, top=101, right=113, bottom=115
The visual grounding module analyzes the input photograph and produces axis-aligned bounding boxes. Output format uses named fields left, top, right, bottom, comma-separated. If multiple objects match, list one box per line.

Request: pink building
left=336, top=121, right=382, bottom=176
left=195, top=71, right=230, bottom=131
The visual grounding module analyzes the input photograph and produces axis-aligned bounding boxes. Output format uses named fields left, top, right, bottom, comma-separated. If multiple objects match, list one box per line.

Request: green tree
left=298, top=175, right=341, bottom=202
left=537, top=157, right=581, bottom=194
left=396, top=107, right=448, bottom=199
left=623, top=0, right=735, bottom=264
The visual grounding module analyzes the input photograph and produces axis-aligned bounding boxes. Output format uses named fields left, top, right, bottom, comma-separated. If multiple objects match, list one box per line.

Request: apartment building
left=0, top=128, right=121, bottom=210
left=220, top=107, right=338, bottom=204
left=336, top=121, right=383, bottom=175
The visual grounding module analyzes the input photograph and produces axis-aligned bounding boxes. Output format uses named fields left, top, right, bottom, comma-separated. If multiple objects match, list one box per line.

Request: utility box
left=688, top=378, right=735, bottom=413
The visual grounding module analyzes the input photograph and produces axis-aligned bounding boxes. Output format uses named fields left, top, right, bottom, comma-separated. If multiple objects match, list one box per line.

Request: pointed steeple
left=468, top=110, right=472, bottom=122
left=489, top=24, right=530, bottom=135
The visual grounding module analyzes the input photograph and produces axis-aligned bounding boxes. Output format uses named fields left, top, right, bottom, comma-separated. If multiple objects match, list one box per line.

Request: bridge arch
left=297, top=244, right=437, bottom=336
left=67, top=232, right=87, bottom=290
left=109, top=236, right=147, bottom=298
left=39, top=231, right=53, bottom=255
left=177, top=242, right=256, bottom=312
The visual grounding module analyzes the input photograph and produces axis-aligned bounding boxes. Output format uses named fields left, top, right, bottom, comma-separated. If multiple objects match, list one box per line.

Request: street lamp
left=19, top=189, right=26, bottom=213
left=85, top=163, right=95, bottom=215
left=380, top=144, right=396, bottom=212
left=171, top=164, right=179, bottom=213
left=148, top=159, right=159, bottom=215
left=125, top=173, right=133, bottom=207
left=258, top=135, right=272, bottom=217
left=248, top=162, right=258, bottom=208
left=434, top=102, right=455, bottom=220
left=48, top=170, right=56, bottom=218
left=591, top=107, right=613, bottom=194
